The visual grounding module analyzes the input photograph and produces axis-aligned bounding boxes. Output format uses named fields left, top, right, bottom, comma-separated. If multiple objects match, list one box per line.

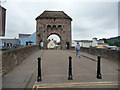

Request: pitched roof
left=0, top=5, right=6, bottom=11
left=36, top=10, right=72, bottom=20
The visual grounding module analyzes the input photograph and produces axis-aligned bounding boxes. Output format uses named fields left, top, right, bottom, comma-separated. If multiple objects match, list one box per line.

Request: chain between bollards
left=68, top=56, right=73, bottom=80
left=96, top=55, right=102, bottom=79
left=37, top=57, right=42, bottom=82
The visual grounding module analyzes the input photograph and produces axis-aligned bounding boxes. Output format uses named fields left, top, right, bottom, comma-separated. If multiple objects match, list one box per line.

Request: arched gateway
left=36, top=10, right=72, bottom=49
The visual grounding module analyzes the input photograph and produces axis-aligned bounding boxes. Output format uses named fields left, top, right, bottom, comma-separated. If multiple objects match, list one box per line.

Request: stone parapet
left=2, top=45, right=39, bottom=76
left=81, top=47, right=119, bottom=62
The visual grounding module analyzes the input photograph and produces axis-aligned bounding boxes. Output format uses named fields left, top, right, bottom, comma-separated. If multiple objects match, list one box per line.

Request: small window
left=47, top=25, right=51, bottom=29
left=53, top=25, right=56, bottom=28
left=58, top=25, right=62, bottom=28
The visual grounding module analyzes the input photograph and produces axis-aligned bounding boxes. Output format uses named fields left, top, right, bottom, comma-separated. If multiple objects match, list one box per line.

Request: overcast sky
left=0, top=0, right=119, bottom=40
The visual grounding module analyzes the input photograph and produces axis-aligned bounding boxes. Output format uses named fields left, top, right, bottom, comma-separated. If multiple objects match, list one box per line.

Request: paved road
left=2, top=50, right=119, bottom=88
left=33, top=50, right=119, bottom=88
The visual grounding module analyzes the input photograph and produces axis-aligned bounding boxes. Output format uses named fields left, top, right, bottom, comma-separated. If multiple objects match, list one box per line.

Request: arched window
left=47, top=25, right=51, bottom=29
left=58, top=25, right=62, bottom=28
left=53, top=25, right=56, bottom=28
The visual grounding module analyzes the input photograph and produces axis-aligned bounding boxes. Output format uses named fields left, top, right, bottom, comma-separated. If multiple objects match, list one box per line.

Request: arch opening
left=47, top=25, right=51, bottom=29
left=47, top=34, right=61, bottom=49
left=58, top=25, right=62, bottom=28
left=53, top=25, right=56, bottom=28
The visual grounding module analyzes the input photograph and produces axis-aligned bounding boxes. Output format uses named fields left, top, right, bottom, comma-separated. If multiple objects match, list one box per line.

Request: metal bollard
left=96, top=55, right=102, bottom=79
left=37, top=57, right=42, bottom=82
left=68, top=56, right=73, bottom=80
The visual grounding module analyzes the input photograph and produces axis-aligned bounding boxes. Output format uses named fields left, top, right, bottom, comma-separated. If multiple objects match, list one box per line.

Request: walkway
left=2, top=50, right=119, bottom=88
left=34, top=50, right=118, bottom=88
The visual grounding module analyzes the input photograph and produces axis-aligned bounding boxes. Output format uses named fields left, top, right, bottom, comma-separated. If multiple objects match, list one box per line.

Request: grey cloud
left=2, top=1, right=118, bottom=40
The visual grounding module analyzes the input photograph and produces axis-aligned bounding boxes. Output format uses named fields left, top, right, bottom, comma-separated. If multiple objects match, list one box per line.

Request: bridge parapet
left=2, top=45, right=39, bottom=76
left=81, top=47, right=119, bottom=62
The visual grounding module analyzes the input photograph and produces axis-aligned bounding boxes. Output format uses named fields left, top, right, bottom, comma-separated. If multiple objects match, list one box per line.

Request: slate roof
left=36, top=10, right=72, bottom=20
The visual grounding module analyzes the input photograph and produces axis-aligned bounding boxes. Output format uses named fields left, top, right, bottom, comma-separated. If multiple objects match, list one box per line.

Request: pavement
left=72, top=50, right=118, bottom=71
left=2, top=50, right=44, bottom=88
left=1, top=50, right=119, bottom=88
left=33, top=50, right=119, bottom=88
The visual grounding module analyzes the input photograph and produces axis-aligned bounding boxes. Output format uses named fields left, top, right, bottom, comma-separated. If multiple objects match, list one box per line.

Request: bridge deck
left=33, top=50, right=118, bottom=88
left=2, top=50, right=119, bottom=88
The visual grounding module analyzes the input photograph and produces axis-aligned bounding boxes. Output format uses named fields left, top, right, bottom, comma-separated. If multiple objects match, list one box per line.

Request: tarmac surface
left=33, top=50, right=119, bottom=88
left=2, top=50, right=119, bottom=88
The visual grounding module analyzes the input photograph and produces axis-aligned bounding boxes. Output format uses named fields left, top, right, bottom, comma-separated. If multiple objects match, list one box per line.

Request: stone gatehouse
left=36, top=10, right=72, bottom=49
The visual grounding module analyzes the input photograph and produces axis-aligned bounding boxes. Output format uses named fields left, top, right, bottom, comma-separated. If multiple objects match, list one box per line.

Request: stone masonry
left=36, top=11, right=72, bottom=49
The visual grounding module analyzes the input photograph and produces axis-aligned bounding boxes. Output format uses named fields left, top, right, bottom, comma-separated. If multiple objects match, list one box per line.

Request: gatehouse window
left=47, top=25, right=51, bottom=29
left=58, top=25, right=62, bottom=29
left=53, top=25, right=56, bottom=28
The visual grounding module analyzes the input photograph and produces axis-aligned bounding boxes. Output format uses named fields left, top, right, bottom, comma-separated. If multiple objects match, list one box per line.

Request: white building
left=92, top=38, right=98, bottom=47
left=72, top=40, right=92, bottom=47
left=72, top=37, right=108, bottom=48
left=47, top=39, right=56, bottom=49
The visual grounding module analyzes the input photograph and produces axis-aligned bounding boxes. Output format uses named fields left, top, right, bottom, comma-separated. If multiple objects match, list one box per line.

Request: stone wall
left=81, top=47, right=119, bottom=62
left=2, top=45, right=39, bottom=76
left=36, top=18, right=72, bottom=49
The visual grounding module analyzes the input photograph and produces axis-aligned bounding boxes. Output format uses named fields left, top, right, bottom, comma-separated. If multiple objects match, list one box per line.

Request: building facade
left=36, top=10, right=72, bottom=49
left=19, top=33, right=36, bottom=46
left=0, top=6, right=6, bottom=36
left=0, top=38, right=20, bottom=50
left=72, top=40, right=92, bottom=47
left=72, top=38, right=108, bottom=48
left=47, top=39, right=56, bottom=49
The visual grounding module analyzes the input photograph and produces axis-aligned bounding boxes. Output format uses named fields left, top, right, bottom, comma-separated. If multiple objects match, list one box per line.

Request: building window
left=4, top=42, right=6, bottom=46
left=58, top=25, right=62, bottom=28
left=7, top=43, right=9, bottom=47
left=47, top=25, right=51, bottom=29
left=53, top=25, right=56, bottom=28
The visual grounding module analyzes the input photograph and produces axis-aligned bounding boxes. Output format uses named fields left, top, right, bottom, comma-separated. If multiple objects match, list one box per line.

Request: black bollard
left=96, top=55, right=102, bottom=79
left=68, top=56, right=73, bottom=80
left=37, top=57, right=42, bottom=82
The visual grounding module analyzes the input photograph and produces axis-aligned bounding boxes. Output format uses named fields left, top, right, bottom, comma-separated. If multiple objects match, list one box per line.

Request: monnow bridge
left=1, top=11, right=119, bottom=89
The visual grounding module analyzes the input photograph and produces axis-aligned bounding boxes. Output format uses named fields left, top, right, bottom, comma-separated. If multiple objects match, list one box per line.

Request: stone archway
left=47, top=33, right=61, bottom=49
left=36, top=10, right=72, bottom=49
